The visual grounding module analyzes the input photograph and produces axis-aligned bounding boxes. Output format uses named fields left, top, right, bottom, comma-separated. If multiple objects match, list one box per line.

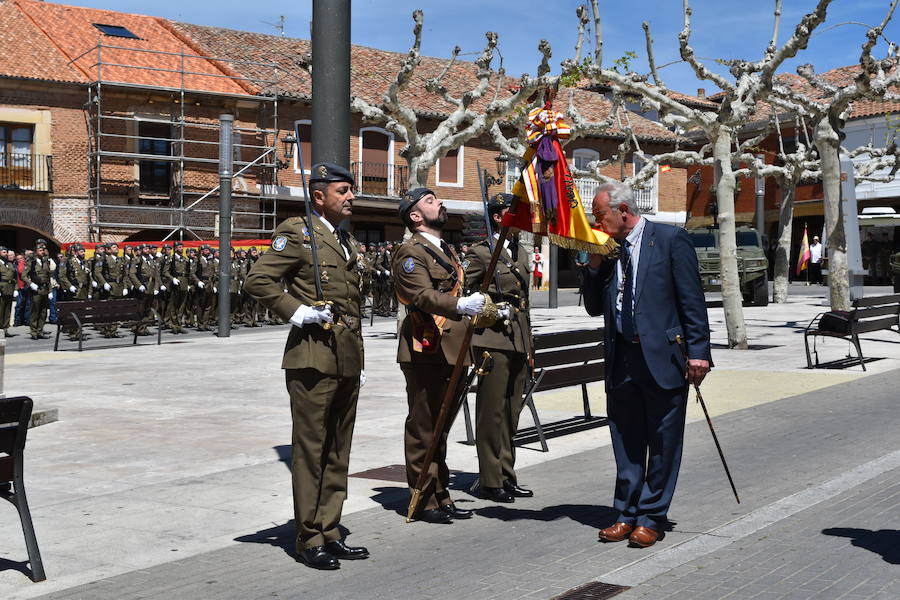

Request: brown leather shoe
left=628, top=526, right=659, bottom=548
left=598, top=522, right=634, bottom=542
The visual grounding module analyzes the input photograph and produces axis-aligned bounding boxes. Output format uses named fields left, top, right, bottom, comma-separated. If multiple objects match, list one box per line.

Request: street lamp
left=482, top=154, right=509, bottom=190
left=277, top=133, right=296, bottom=169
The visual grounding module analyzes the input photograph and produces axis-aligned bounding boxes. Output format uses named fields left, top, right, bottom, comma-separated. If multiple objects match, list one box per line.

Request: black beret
left=488, top=192, right=516, bottom=213
left=398, top=187, right=435, bottom=218
left=173, top=241, right=184, bottom=247
left=309, top=162, right=355, bottom=186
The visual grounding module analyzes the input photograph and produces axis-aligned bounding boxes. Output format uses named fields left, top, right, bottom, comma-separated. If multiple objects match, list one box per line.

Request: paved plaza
left=1, top=285, right=898, bottom=599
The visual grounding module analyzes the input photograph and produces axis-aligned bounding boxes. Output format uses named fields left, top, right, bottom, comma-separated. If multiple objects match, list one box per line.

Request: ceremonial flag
left=796, top=225, right=810, bottom=276
left=502, top=104, right=616, bottom=255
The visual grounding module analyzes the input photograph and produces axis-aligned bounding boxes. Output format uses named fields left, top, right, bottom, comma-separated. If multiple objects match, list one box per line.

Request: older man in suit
left=583, top=181, right=712, bottom=548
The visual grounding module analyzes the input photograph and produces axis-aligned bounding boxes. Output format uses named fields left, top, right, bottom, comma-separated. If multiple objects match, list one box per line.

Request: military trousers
left=166, top=287, right=188, bottom=330
left=196, top=287, right=215, bottom=328
left=0, top=294, right=13, bottom=330
left=400, top=363, right=465, bottom=511
left=473, top=348, right=529, bottom=488
left=29, top=292, right=49, bottom=336
left=285, top=368, right=360, bottom=551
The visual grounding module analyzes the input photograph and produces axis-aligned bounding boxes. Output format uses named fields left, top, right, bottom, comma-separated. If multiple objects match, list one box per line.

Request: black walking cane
left=676, top=335, right=740, bottom=504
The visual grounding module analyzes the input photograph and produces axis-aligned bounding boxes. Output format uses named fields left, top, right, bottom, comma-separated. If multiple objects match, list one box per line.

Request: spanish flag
left=502, top=105, right=616, bottom=255
left=796, top=225, right=810, bottom=276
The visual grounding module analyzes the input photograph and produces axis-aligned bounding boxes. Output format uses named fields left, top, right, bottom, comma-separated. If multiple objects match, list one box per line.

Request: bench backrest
left=532, top=328, right=605, bottom=393
left=56, top=299, right=142, bottom=325
left=851, top=294, right=900, bottom=334
left=0, top=396, right=33, bottom=484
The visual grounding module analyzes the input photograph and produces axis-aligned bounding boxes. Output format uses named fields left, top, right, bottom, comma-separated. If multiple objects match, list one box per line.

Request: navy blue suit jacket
left=584, top=220, right=712, bottom=391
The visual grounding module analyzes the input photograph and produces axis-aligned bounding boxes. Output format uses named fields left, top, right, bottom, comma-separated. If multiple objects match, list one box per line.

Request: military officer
left=59, top=243, right=92, bottom=301
left=392, top=188, right=488, bottom=524
left=193, top=244, right=216, bottom=330
left=97, top=242, right=128, bottom=337
left=464, top=193, right=535, bottom=502
left=374, top=243, right=391, bottom=316
left=129, top=244, right=158, bottom=335
left=185, top=247, right=199, bottom=328
left=244, top=162, right=368, bottom=570
left=164, top=241, right=190, bottom=333
left=0, top=247, right=17, bottom=335
left=22, top=241, right=53, bottom=339
left=385, top=241, right=398, bottom=315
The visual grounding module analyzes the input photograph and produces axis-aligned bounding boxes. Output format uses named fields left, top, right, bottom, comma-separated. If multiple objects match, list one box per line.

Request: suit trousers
left=29, top=292, right=49, bottom=336
left=285, top=368, right=360, bottom=551
left=608, top=336, right=688, bottom=530
left=474, top=348, right=528, bottom=488
left=401, top=363, right=464, bottom=510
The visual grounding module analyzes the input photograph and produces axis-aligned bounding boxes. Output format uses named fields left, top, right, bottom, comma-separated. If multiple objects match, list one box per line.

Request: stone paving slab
left=20, top=368, right=900, bottom=600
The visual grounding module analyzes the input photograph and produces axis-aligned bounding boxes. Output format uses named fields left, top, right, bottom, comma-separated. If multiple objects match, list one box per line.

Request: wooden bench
left=804, top=293, right=900, bottom=371
left=54, top=299, right=161, bottom=352
left=461, top=328, right=606, bottom=452
left=1, top=396, right=46, bottom=582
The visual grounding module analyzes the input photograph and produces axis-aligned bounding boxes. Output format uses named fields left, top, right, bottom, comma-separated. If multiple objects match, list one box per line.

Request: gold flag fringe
left=548, top=232, right=619, bottom=256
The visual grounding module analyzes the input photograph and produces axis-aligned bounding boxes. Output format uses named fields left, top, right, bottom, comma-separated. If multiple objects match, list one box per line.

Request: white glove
left=385, top=270, right=391, bottom=276
left=498, top=306, right=511, bottom=319
left=30, top=282, right=38, bottom=291
left=289, top=303, right=333, bottom=327
left=69, top=285, right=77, bottom=293
left=103, top=283, right=111, bottom=291
left=213, top=286, right=217, bottom=293
left=92, top=280, right=98, bottom=288
left=375, top=270, right=382, bottom=276
left=13, top=290, right=18, bottom=298
left=122, top=288, right=129, bottom=296
left=197, top=281, right=205, bottom=289
left=172, top=278, right=180, bottom=286
left=360, top=370, right=366, bottom=388
left=457, top=292, right=485, bottom=316
left=153, top=289, right=159, bottom=296
left=160, top=285, right=167, bottom=292
left=139, top=285, right=146, bottom=292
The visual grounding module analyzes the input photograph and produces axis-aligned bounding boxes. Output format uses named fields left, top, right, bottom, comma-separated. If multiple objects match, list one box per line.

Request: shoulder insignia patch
left=301, top=225, right=309, bottom=236
left=462, top=259, right=470, bottom=269
left=272, top=236, right=288, bottom=252
left=402, top=257, right=415, bottom=273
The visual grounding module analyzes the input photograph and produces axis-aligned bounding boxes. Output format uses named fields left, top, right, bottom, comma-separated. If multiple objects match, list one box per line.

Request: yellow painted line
left=533, top=370, right=863, bottom=420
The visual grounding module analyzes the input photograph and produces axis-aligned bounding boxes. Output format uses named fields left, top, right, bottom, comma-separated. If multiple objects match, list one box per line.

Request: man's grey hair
left=595, top=181, right=640, bottom=216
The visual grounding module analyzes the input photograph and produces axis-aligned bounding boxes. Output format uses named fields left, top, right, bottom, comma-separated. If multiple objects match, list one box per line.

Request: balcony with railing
left=506, top=170, right=656, bottom=215
left=351, top=161, right=409, bottom=197
left=0, top=153, right=53, bottom=192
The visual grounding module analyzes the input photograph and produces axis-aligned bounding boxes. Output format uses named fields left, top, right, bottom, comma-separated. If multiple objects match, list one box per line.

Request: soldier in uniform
left=129, top=244, right=158, bottom=335
left=385, top=241, right=398, bottom=315
left=22, top=241, right=53, bottom=339
left=357, top=243, right=372, bottom=312
left=97, top=242, right=128, bottom=337
left=228, top=247, right=243, bottom=328
left=59, top=243, right=93, bottom=339
left=464, top=193, right=535, bottom=502
left=193, top=244, right=216, bottom=331
left=392, top=188, right=488, bottom=524
left=374, top=243, right=392, bottom=316
left=0, top=247, right=17, bottom=335
left=163, top=241, right=189, bottom=334
left=244, top=162, right=368, bottom=570
left=185, top=247, right=199, bottom=328
left=242, top=247, right=261, bottom=326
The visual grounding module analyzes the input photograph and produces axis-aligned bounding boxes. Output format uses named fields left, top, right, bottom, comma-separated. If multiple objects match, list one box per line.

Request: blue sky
left=61, top=0, right=900, bottom=95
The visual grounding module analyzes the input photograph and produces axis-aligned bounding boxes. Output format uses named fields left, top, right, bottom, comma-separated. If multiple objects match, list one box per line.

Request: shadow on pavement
left=822, top=527, right=900, bottom=564
left=234, top=520, right=355, bottom=559
left=475, top=503, right=618, bottom=530
left=273, top=445, right=291, bottom=470
left=0, top=557, right=34, bottom=579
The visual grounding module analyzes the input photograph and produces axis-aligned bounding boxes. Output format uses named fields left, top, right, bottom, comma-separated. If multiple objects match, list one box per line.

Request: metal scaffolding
left=78, top=42, right=281, bottom=241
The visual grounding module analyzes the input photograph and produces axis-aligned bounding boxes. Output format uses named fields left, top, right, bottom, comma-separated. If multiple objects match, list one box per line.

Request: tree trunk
left=773, top=177, right=795, bottom=303
left=713, top=127, right=748, bottom=349
left=814, top=119, right=851, bottom=311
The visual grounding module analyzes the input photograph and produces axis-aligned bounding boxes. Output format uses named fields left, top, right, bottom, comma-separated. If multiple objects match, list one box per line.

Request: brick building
left=1, top=0, right=690, bottom=263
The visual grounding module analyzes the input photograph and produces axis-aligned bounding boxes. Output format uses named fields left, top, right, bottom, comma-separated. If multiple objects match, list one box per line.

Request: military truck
left=688, top=225, right=770, bottom=306
left=891, top=250, right=900, bottom=292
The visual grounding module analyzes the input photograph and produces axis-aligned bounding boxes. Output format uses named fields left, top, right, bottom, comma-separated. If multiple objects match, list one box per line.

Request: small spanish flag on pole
left=796, top=224, right=811, bottom=276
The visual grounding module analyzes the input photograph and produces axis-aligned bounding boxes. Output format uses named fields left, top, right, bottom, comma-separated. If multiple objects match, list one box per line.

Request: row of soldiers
left=11, top=240, right=282, bottom=340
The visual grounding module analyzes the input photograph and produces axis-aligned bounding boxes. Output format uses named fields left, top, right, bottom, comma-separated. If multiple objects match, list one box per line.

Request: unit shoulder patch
left=272, top=236, right=288, bottom=252
left=402, top=257, right=415, bottom=273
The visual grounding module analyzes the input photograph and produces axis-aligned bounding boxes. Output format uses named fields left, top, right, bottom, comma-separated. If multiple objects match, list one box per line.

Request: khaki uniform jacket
left=229, top=258, right=243, bottom=294
left=129, top=256, right=158, bottom=292
left=101, top=254, right=128, bottom=295
left=244, top=214, right=364, bottom=376
left=392, top=233, right=470, bottom=366
left=165, top=253, right=190, bottom=290
left=464, top=239, right=533, bottom=356
left=22, top=256, right=53, bottom=295
left=0, top=259, right=16, bottom=296
left=59, top=256, right=92, bottom=299
left=193, top=255, right=216, bottom=289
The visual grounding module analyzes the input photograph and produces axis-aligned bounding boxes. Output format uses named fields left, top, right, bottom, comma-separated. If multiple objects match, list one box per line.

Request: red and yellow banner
left=795, top=225, right=810, bottom=276
left=502, top=105, right=616, bottom=255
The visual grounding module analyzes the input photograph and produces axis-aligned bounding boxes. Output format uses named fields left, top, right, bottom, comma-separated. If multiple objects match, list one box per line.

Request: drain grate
left=553, top=581, right=630, bottom=599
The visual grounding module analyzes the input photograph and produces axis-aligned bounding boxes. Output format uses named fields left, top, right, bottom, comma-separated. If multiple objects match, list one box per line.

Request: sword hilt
left=314, top=300, right=334, bottom=331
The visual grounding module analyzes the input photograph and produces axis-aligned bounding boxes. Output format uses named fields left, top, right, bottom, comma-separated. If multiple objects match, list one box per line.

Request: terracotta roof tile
left=0, top=0, right=85, bottom=83
left=10, top=0, right=250, bottom=94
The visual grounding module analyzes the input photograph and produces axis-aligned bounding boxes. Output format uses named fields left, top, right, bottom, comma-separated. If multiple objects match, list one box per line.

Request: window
left=572, top=148, right=599, bottom=172
left=0, top=124, right=34, bottom=185
left=138, top=121, right=171, bottom=195
left=358, top=128, right=394, bottom=196
left=632, top=153, right=658, bottom=214
left=436, top=146, right=464, bottom=187
left=93, top=24, right=139, bottom=39
left=293, top=121, right=312, bottom=172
